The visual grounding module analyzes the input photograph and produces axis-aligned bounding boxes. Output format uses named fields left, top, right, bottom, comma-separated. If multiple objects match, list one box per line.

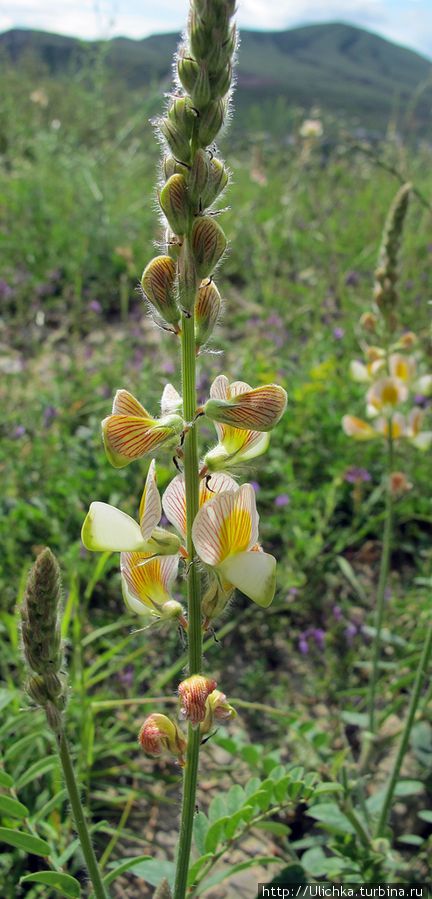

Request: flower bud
left=204, top=383, right=287, bottom=432
left=163, top=156, right=189, bottom=180
left=178, top=674, right=217, bottom=725
left=167, top=97, right=195, bottom=137
left=191, top=65, right=212, bottom=109
left=204, top=689, right=236, bottom=731
left=190, top=12, right=212, bottom=59
left=160, top=175, right=190, bottom=236
left=201, top=157, right=229, bottom=208
left=198, top=99, right=225, bottom=146
left=209, top=63, right=232, bottom=99
left=159, top=598, right=185, bottom=621
left=359, top=311, right=378, bottom=332
left=141, top=255, right=180, bottom=327
left=398, top=331, right=417, bottom=348
left=177, top=55, right=200, bottom=95
left=139, top=713, right=186, bottom=765
left=202, top=577, right=232, bottom=623
left=191, top=216, right=227, bottom=279
left=159, top=119, right=191, bottom=165
left=195, top=279, right=221, bottom=346
left=189, top=149, right=210, bottom=207
left=389, top=471, right=412, bottom=497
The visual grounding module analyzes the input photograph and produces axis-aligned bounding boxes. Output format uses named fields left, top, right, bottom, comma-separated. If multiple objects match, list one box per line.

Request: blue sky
left=1, top=0, right=432, bottom=58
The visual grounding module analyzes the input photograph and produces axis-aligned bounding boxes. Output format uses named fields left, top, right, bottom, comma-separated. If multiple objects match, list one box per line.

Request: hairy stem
left=368, top=426, right=394, bottom=734
left=376, top=618, right=432, bottom=836
left=58, top=730, right=108, bottom=899
left=174, top=302, right=202, bottom=899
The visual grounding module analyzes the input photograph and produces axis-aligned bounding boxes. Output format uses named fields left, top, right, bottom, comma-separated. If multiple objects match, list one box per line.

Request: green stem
left=174, top=304, right=202, bottom=899
left=376, top=618, right=432, bottom=836
left=57, top=730, right=109, bottom=899
left=367, top=426, right=394, bottom=735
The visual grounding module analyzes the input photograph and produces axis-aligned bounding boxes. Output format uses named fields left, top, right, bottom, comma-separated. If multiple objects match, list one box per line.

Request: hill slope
left=1, top=22, right=431, bottom=133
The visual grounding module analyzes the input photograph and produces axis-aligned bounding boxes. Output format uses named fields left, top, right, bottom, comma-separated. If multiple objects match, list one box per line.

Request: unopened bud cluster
left=21, top=548, right=66, bottom=734
left=140, top=0, right=236, bottom=346
left=373, top=183, right=411, bottom=329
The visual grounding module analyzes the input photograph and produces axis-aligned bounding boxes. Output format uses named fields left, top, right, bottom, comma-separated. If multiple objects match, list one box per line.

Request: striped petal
left=342, top=415, right=378, bottom=440
left=373, top=413, right=406, bottom=439
left=102, top=415, right=182, bottom=468
left=366, top=377, right=408, bottom=411
left=162, top=471, right=237, bottom=537
left=192, top=483, right=258, bottom=566
left=204, top=384, right=287, bottom=432
left=210, top=374, right=231, bottom=401
left=81, top=502, right=146, bottom=552
left=139, top=459, right=162, bottom=540
left=112, top=389, right=150, bottom=417
left=120, top=551, right=179, bottom=614
left=161, top=383, right=182, bottom=416
left=218, top=551, right=276, bottom=607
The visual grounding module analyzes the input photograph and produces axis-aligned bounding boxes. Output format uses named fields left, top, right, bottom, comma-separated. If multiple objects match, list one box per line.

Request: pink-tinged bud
left=139, top=713, right=186, bottom=765
left=167, top=97, right=195, bottom=136
left=191, top=216, right=227, bottom=279
left=189, top=149, right=210, bottom=207
left=178, top=674, right=217, bottom=725
left=141, top=255, right=180, bottom=327
left=159, top=119, right=191, bottom=165
left=398, top=331, right=417, bottom=348
left=177, top=54, right=200, bottom=95
left=160, top=175, right=190, bottom=236
left=198, top=99, right=225, bottom=146
left=389, top=471, right=413, bottom=497
left=195, top=279, right=221, bottom=346
left=359, top=312, right=378, bottom=332
left=204, top=383, right=287, bottom=432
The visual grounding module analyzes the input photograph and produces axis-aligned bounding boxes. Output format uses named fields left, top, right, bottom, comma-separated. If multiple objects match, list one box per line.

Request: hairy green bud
left=141, top=255, right=180, bottom=327
left=191, top=216, right=227, bottom=278
left=160, top=174, right=191, bottom=235
left=209, top=63, right=232, bottom=99
left=163, top=156, right=189, bottom=180
left=177, top=55, right=200, bottom=96
left=202, top=157, right=229, bottom=208
left=189, top=149, right=210, bottom=207
left=167, top=97, right=196, bottom=136
left=195, top=278, right=221, bottom=346
left=191, top=65, right=212, bottom=109
left=159, top=119, right=191, bottom=165
left=198, top=100, right=225, bottom=147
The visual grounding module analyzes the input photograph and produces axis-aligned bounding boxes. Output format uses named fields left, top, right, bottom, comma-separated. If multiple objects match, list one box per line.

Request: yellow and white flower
left=192, top=483, right=276, bottom=608
left=203, top=375, right=287, bottom=432
left=366, top=377, right=408, bottom=415
left=202, top=377, right=277, bottom=471
left=162, top=470, right=237, bottom=539
left=102, top=388, right=183, bottom=468
left=342, top=416, right=378, bottom=441
left=120, top=550, right=183, bottom=621
left=82, top=459, right=181, bottom=556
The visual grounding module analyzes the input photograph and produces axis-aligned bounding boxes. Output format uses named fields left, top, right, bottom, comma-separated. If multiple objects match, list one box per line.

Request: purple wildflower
left=332, top=604, right=343, bottom=621
left=312, top=628, right=326, bottom=649
left=298, top=635, right=309, bottom=655
left=250, top=481, right=260, bottom=493
left=275, top=493, right=290, bottom=508
left=12, top=425, right=26, bottom=439
left=345, top=270, right=360, bottom=287
left=89, top=300, right=102, bottom=314
left=344, top=466, right=371, bottom=484
left=333, top=327, right=344, bottom=340
left=43, top=405, right=58, bottom=428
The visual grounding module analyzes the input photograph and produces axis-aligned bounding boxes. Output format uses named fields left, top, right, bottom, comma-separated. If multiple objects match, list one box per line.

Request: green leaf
left=204, top=816, right=229, bottom=853
left=208, top=795, right=227, bottom=823
left=32, top=788, right=68, bottom=823
left=187, top=853, right=214, bottom=886
left=273, top=776, right=291, bottom=802
left=341, top=711, right=369, bottom=727
left=103, top=855, right=152, bottom=886
left=224, top=805, right=254, bottom=839
left=0, top=827, right=50, bottom=856
left=301, top=846, right=329, bottom=876
left=306, top=803, right=355, bottom=834
left=20, top=871, right=81, bottom=897
left=199, top=856, right=279, bottom=893
left=240, top=744, right=262, bottom=766
left=15, top=756, right=59, bottom=790
left=225, top=784, right=245, bottom=814
left=118, top=858, right=175, bottom=888
left=193, top=812, right=208, bottom=857
left=336, top=556, right=367, bottom=602
left=397, top=834, right=424, bottom=845
left=244, top=776, right=261, bottom=797
left=0, top=771, right=14, bottom=788
left=418, top=809, right=432, bottom=823
left=0, top=690, right=15, bottom=714
left=255, top=821, right=291, bottom=837
left=314, top=782, right=344, bottom=796
left=0, top=795, right=29, bottom=819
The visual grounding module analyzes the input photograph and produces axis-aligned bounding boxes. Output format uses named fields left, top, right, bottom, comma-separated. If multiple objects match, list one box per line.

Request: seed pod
left=198, top=99, right=225, bottom=146
left=159, top=174, right=190, bottom=235
left=141, top=255, right=180, bottom=326
left=189, top=149, right=210, bottom=207
left=201, top=157, right=229, bottom=208
left=167, top=97, right=195, bottom=137
left=177, top=54, right=199, bottom=95
left=159, top=119, right=191, bottom=164
left=195, top=279, right=221, bottom=345
left=191, top=216, right=227, bottom=279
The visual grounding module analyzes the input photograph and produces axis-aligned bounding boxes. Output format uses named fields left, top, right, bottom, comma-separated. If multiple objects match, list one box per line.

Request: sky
left=1, top=0, right=432, bottom=59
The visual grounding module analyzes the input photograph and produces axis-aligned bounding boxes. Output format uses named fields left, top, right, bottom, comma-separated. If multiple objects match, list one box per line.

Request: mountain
left=1, top=22, right=431, bottom=134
